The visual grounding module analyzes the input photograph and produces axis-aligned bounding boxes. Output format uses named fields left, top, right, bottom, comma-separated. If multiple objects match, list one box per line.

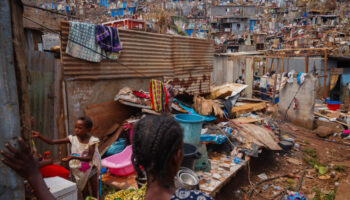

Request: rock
left=315, top=119, right=345, bottom=133
left=314, top=126, right=333, bottom=138
left=319, top=175, right=331, bottom=180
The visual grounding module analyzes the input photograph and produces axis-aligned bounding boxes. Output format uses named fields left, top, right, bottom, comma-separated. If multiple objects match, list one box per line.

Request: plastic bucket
left=181, top=143, right=201, bottom=170
left=174, top=114, right=204, bottom=146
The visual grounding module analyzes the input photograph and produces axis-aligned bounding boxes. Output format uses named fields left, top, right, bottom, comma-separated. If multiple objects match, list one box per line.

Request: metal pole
left=324, top=50, right=328, bottom=98
left=305, top=54, right=309, bottom=73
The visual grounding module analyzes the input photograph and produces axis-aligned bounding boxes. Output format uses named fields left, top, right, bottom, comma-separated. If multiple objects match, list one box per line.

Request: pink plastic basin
left=102, top=145, right=134, bottom=176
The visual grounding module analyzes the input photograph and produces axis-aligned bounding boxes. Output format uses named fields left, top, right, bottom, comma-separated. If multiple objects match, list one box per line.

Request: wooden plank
left=324, top=51, right=328, bottom=98
left=234, top=117, right=265, bottom=123
left=305, top=54, right=309, bottom=73
left=314, top=112, right=350, bottom=127
left=11, top=0, right=32, bottom=144
left=231, top=102, right=267, bottom=116
left=198, top=152, right=249, bottom=197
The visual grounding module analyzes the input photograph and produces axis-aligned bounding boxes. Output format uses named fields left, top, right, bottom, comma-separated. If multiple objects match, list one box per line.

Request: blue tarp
left=173, top=99, right=216, bottom=121
left=185, top=29, right=205, bottom=36
left=250, top=20, right=256, bottom=31
left=200, top=135, right=227, bottom=144
left=341, top=74, right=350, bottom=87
left=110, top=7, right=136, bottom=16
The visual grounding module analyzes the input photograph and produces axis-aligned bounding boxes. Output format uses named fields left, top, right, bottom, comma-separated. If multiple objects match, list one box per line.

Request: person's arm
left=62, top=144, right=95, bottom=162
left=0, top=138, right=56, bottom=200
left=32, top=131, right=70, bottom=145
left=39, top=158, right=53, bottom=168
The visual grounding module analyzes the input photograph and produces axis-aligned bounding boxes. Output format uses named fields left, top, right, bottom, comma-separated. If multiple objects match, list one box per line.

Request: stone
left=314, top=126, right=333, bottom=138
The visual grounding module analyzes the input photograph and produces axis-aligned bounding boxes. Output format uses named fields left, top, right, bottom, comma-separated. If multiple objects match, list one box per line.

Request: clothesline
left=24, top=16, right=148, bottom=78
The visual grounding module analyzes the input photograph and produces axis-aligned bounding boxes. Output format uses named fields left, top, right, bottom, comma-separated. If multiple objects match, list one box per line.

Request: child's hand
left=62, top=156, right=72, bottom=162
left=0, top=138, right=40, bottom=180
left=32, top=131, right=40, bottom=138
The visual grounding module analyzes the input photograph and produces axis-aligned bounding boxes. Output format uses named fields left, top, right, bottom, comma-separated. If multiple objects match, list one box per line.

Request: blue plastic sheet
left=173, top=99, right=216, bottom=121
left=200, top=134, right=227, bottom=144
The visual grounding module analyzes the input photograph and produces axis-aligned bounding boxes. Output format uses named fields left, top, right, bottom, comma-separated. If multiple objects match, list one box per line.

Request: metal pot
left=175, top=167, right=199, bottom=190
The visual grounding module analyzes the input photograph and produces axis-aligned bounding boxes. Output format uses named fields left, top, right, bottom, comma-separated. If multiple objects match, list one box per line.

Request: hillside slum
left=1, top=0, right=350, bottom=200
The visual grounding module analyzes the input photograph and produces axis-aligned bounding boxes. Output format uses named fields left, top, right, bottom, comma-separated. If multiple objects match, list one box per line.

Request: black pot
left=181, top=143, right=201, bottom=170
left=278, top=140, right=294, bottom=152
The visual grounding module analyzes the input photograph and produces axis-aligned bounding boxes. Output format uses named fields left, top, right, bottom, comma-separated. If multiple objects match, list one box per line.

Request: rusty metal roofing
left=60, top=21, right=214, bottom=94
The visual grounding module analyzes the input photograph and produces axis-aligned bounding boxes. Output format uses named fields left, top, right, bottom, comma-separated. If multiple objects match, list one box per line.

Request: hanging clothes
left=66, top=21, right=102, bottom=62
left=95, top=25, right=122, bottom=60
left=287, top=70, right=295, bottom=83
left=150, top=80, right=168, bottom=113
left=297, top=72, right=307, bottom=85
left=95, top=25, right=122, bottom=52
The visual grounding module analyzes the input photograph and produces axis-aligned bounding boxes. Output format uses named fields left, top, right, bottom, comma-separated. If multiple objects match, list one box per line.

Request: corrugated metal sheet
left=27, top=50, right=57, bottom=156
left=0, top=0, right=25, bottom=198
left=60, top=21, right=214, bottom=94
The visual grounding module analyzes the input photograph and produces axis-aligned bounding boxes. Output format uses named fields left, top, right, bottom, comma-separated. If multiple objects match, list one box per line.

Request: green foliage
left=333, top=165, right=347, bottom=172
left=303, top=147, right=317, bottom=158
left=305, top=157, right=318, bottom=167
left=312, top=188, right=336, bottom=200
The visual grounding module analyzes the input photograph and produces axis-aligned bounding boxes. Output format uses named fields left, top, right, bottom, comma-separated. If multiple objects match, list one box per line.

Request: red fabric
left=40, top=164, right=70, bottom=180
left=133, top=91, right=149, bottom=99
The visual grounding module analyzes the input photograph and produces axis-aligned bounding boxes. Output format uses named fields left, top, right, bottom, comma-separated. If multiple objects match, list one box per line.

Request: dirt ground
left=215, top=121, right=350, bottom=200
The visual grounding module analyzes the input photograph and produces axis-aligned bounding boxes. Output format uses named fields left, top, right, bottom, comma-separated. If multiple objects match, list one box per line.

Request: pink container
left=102, top=145, right=134, bottom=176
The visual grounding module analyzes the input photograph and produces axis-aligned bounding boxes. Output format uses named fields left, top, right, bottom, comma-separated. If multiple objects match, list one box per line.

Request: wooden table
left=197, top=152, right=249, bottom=197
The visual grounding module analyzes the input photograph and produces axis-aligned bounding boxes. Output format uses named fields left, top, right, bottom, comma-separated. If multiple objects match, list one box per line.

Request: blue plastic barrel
left=175, top=114, right=204, bottom=146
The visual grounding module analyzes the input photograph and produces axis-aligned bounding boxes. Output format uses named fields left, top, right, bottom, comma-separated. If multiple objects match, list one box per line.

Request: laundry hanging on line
left=66, top=21, right=102, bottom=62
left=95, top=25, right=123, bottom=60
left=66, top=21, right=123, bottom=62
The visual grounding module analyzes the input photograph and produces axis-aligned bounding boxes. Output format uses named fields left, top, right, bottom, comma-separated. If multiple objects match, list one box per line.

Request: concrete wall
left=231, top=21, right=250, bottom=35
left=267, top=57, right=338, bottom=97
left=212, top=55, right=246, bottom=86
left=278, top=75, right=318, bottom=129
left=65, top=77, right=161, bottom=133
left=211, top=5, right=258, bottom=17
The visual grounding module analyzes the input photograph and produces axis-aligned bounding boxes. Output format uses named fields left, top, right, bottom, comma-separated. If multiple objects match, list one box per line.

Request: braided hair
left=132, top=115, right=183, bottom=187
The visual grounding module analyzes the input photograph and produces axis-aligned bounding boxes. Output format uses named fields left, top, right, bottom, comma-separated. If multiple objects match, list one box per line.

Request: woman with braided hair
left=105, top=115, right=214, bottom=200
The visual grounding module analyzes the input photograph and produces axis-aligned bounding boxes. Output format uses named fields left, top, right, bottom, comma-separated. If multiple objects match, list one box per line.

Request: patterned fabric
left=104, top=186, right=213, bottom=200
left=68, top=135, right=100, bottom=191
left=285, top=192, right=308, bottom=200
left=95, top=25, right=122, bottom=52
left=104, top=184, right=146, bottom=200
left=66, top=21, right=102, bottom=62
left=171, top=188, right=214, bottom=200
left=150, top=80, right=168, bottom=113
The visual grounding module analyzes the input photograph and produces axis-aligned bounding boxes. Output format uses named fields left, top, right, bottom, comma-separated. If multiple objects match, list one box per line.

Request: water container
left=181, top=143, right=201, bottom=170
left=44, top=177, right=78, bottom=200
left=174, top=114, right=204, bottom=146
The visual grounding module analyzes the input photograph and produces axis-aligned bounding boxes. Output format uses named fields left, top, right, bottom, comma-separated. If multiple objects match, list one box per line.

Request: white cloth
left=298, top=73, right=307, bottom=85
left=260, top=75, right=268, bottom=89
left=287, top=70, right=295, bottom=83
left=68, top=135, right=100, bottom=191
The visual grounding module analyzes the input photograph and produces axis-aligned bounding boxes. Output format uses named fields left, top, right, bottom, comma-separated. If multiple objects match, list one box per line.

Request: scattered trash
left=318, top=175, right=331, bottom=180
left=287, top=157, right=302, bottom=165
left=257, top=173, right=268, bottom=180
